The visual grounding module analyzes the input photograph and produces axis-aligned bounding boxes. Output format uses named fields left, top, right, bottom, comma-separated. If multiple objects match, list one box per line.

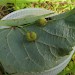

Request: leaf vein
left=6, top=29, right=21, bottom=67
left=23, top=44, right=43, bottom=68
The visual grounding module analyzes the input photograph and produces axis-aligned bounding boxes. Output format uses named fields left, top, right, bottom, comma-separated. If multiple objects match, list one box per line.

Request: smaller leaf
left=0, top=13, right=54, bottom=26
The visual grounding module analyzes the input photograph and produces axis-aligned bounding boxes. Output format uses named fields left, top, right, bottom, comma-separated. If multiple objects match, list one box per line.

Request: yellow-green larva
left=38, top=17, right=47, bottom=26
left=26, top=32, right=37, bottom=42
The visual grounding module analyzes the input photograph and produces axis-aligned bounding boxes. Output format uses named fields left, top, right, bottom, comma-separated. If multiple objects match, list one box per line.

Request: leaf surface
left=0, top=9, right=75, bottom=74
left=0, top=13, right=53, bottom=26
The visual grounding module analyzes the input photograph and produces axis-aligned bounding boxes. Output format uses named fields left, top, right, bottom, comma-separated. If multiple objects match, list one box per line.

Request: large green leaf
left=0, top=9, right=75, bottom=74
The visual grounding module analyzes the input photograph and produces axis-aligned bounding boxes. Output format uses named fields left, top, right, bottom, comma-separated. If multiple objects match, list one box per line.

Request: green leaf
left=52, top=8, right=75, bottom=20
left=0, top=13, right=54, bottom=26
left=0, top=9, right=75, bottom=74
